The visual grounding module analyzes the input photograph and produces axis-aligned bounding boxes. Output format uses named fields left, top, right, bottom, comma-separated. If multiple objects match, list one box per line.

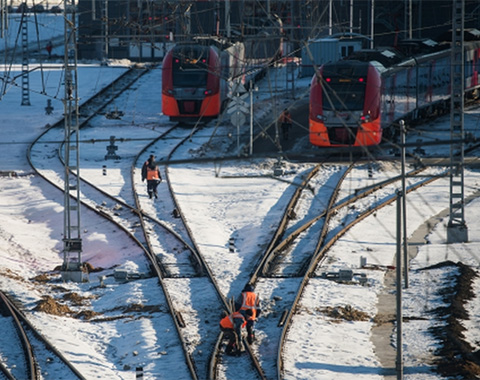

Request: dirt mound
left=31, top=274, right=50, bottom=283
left=429, top=261, right=480, bottom=379
left=63, top=292, right=93, bottom=306
left=124, top=303, right=162, bottom=314
left=322, top=305, right=369, bottom=322
left=84, top=262, right=104, bottom=273
left=76, top=310, right=101, bottom=320
left=34, top=296, right=73, bottom=316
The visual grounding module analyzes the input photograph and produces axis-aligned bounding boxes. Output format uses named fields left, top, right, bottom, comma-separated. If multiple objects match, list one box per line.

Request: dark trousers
left=220, top=327, right=240, bottom=355
left=147, top=180, right=160, bottom=198
left=246, top=320, right=255, bottom=343
left=282, top=123, right=291, bottom=139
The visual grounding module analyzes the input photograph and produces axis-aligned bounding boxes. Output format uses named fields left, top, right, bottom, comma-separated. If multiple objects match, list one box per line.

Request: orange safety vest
left=146, top=166, right=160, bottom=181
left=220, top=312, right=246, bottom=329
left=239, top=291, right=258, bottom=320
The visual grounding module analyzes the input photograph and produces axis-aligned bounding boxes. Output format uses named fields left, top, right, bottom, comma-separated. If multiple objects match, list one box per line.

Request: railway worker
left=279, top=109, right=292, bottom=140
left=141, top=155, right=162, bottom=199
left=235, top=284, right=261, bottom=344
left=219, top=309, right=250, bottom=356
left=46, top=40, right=53, bottom=58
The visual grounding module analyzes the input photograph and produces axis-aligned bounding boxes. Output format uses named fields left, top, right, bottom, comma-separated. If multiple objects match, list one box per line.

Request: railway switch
left=105, top=136, right=121, bottom=160
left=45, top=99, right=54, bottom=115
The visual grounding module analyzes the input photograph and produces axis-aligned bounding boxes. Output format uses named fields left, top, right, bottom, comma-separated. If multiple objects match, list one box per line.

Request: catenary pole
left=447, top=0, right=468, bottom=243
left=396, top=190, right=403, bottom=379
left=400, top=120, right=408, bottom=288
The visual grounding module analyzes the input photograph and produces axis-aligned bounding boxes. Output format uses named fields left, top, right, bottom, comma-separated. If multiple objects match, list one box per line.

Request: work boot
left=236, top=341, right=244, bottom=355
left=225, top=343, right=235, bottom=356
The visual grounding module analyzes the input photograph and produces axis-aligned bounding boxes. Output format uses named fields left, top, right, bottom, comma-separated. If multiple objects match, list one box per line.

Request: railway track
left=27, top=63, right=265, bottom=379
left=212, top=157, right=449, bottom=379
left=277, top=164, right=451, bottom=378
left=134, top=127, right=266, bottom=379
left=19, top=57, right=459, bottom=379
left=26, top=66, right=199, bottom=378
left=0, top=291, right=85, bottom=380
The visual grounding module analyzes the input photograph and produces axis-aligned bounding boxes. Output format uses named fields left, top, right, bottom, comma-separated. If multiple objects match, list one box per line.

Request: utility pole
left=328, top=0, right=332, bottom=35
left=21, top=10, right=30, bottom=106
left=400, top=120, right=408, bottom=287
left=62, top=0, right=85, bottom=282
left=1, top=0, right=9, bottom=38
left=447, top=0, right=468, bottom=243
left=225, top=0, right=230, bottom=38
left=396, top=190, right=403, bottom=379
left=103, top=0, right=108, bottom=61
left=349, top=0, right=353, bottom=34
left=370, top=0, right=374, bottom=49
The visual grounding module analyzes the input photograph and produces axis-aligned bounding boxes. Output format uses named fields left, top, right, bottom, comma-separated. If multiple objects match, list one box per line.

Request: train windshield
left=322, top=79, right=366, bottom=111
left=172, top=46, right=209, bottom=87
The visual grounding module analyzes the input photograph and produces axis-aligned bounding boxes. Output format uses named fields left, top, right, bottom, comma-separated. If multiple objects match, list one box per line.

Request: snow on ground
left=2, top=14, right=480, bottom=379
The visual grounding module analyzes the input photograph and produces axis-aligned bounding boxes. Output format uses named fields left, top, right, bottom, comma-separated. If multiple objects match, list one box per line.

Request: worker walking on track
left=279, top=109, right=292, bottom=140
left=46, top=40, right=53, bottom=58
left=141, top=154, right=162, bottom=199
left=236, top=284, right=261, bottom=344
left=219, top=309, right=250, bottom=356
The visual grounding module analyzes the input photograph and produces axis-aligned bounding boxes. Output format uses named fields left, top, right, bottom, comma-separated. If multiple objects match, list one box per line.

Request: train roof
left=321, top=59, right=372, bottom=78
left=394, top=38, right=446, bottom=56
left=345, top=47, right=405, bottom=68
left=435, top=28, right=480, bottom=44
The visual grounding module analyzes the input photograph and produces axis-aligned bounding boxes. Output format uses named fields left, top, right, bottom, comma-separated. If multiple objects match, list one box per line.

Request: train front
left=162, top=44, right=221, bottom=123
left=309, top=60, right=382, bottom=147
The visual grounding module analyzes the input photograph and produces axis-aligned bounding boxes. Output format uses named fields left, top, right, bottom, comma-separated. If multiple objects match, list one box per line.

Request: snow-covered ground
left=2, top=13, right=480, bottom=380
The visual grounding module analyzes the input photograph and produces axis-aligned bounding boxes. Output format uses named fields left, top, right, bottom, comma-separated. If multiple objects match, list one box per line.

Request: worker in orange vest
left=141, top=154, right=162, bottom=199
left=219, top=310, right=250, bottom=356
left=235, top=284, right=261, bottom=344
left=46, top=40, right=53, bottom=58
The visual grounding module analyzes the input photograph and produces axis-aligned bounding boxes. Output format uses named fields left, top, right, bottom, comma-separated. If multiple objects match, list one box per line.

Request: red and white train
left=161, top=43, right=238, bottom=123
left=162, top=37, right=281, bottom=124
left=309, top=40, right=480, bottom=147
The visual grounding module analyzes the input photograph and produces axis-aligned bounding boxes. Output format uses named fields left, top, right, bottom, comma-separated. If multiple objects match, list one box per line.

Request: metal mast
left=0, top=0, right=8, bottom=38
left=447, top=0, right=468, bottom=243
left=62, top=0, right=85, bottom=282
left=21, top=10, right=30, bottom=106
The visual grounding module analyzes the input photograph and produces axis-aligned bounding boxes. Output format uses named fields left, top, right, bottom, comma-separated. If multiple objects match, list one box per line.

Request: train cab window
left=172, top=47, right=209, bottom=87
left=322, top=78, right=366, bottom=111
left=173, top=67, right=208, bottom=87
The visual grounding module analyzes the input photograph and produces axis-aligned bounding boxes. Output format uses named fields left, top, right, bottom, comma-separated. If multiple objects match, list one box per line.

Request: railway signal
left=228, top=94, right=249, bottom=152
left=227, top=95, right=249, bottom=116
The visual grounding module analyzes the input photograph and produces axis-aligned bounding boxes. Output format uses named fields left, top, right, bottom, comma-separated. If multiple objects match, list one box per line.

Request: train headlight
left=204, top=89, right=212, bottom=95
left=316, top=115, right=327, bottom=121
left=360, top=114, right=371, bottom=122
